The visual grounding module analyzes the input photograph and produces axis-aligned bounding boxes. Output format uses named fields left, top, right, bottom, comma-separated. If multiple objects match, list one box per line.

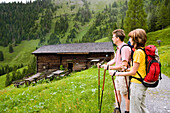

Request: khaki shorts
left=115, top=76, right=129, bottom=95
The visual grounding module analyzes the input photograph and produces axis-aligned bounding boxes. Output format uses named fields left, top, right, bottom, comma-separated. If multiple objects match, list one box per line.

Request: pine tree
left=0, top=51, right=4, bottom=61
left=112, top=1, right=117, bottom=8
left=16, top=70, right=21, bottom=80
left=29, top=56, right=36, bottom=74
left=22, top=68, right=28, bottom=78
left=147, top=9, right=157, bottom=31
left=124, top=0, right=148, bottom=33
left=9, top=44, right=14, bottom=53
left=121, top=16, right=124, bottom=29
left=168, top=3, right=170, bottom=25
left=156, top=2, right=169, bottom=29
left=5, top=73, right=11, bottom=87
left=12, top=71, right=16, bottom=81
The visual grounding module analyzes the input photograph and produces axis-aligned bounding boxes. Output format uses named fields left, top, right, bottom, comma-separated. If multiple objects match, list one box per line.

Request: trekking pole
left=124, top=76, right=129, bottom=100
left=124, top=70, right=129, bottom=100
left=98, top=66, right=100, bottom=110
left=112, top=73, right=121, bottom=113
left=99, top=69, right=106, bottom=113
left=123, top=67, right=130, bottom=100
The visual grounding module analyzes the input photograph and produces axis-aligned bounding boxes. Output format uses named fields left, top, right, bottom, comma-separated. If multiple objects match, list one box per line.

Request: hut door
left=68, top=63, right=73, bottom=72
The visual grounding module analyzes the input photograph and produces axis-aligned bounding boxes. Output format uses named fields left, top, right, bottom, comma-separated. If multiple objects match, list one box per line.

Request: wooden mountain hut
left=32, top=42, right=114, bottom=72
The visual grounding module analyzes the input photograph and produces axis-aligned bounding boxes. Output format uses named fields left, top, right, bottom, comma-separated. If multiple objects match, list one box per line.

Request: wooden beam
left=57, top=52, right=89, bottom=54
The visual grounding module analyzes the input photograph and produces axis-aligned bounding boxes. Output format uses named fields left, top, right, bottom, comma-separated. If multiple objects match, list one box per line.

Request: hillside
left=0, top=67, right=116, bottom=113
left=0, top=0, right=169, bottom=64
left=0, top=0, right=169, bottom=112
left=0, top=0, right=169, bottom=47
left=0, top=40, right=39, bottom=66
left=146, top=27, right=170, bottom=46
left=0, top=26, right=169, bottom=91
left=0, top=0, right=169, bottom=91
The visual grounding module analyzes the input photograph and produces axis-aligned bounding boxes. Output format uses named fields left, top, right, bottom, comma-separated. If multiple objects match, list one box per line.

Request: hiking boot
left=125, top=111, right=129, bottom=113
left=113, top=108, right=121, bottom=113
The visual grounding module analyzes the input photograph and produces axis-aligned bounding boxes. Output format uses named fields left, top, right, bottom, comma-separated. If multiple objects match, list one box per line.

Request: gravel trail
left=146, top=74, right=170, bottom=113
left=119, top=74, right=170, bottom=113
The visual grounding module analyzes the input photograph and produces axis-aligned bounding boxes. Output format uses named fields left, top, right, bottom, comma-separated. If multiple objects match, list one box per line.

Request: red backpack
left=133, top=45, right=162, bottom=87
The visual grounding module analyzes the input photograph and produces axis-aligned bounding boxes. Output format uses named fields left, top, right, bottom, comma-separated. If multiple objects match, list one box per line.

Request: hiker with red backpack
left=109, top=28, right=161, bottom=113
left=99, top=29, right=131, bottom=113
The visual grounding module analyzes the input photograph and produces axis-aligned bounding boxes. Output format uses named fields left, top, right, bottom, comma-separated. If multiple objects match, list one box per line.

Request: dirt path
left=119, top=74, right=170, bottom=113
left=146, top=74, right=170, bottom=113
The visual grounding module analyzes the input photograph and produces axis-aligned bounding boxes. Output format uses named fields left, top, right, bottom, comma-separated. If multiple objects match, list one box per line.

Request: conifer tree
left=156, top=2, right=169, bottom=29
left=12, top=71, right=16, bottom=81
left=168, top=3, right=170, bottom=25
left=124, top=0, right=148, bottom=33
left=9, top=44, right=14, bottom=53
left=5, top=73, right=11, bottom=87
left=0, top=51, right=4, bottom=61
left=121, top=16, right=124, bottom=29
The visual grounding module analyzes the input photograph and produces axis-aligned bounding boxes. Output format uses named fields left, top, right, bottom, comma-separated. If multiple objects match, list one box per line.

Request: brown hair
left=112, top=29, right=125, bottom=41
left=128, top=29, right=147, bottom=49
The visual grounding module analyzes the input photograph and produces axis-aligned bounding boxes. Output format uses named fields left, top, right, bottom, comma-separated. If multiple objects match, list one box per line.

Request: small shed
left=32, top=42, right=114, bottom=72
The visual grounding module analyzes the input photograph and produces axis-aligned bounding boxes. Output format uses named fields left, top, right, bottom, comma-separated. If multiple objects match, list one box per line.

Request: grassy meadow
left=146, top=27, right=170, bottom=46
left=0, top=67, right=116, bottom=113
left=0, top=0, right=169, bottom=112
left=0, top=40, right=39, bottom=66
left=0, top=66, right=28, bottom=90
left=158, top=45, right=170, bottom=77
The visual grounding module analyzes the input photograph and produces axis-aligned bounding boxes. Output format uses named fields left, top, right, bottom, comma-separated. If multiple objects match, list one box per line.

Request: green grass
left=158, top=45, right=170, bottom=77
left=87, top=0, right=114, bottom=12
left=95, top=37, right=111, bottom=43
left=0, top=67, right=115, bottom=113
left=146, top=27, right=170, bottom=46
left=0, top=66, right=28, bottom=90
left=76, top=18, right=95, bottom=42
left=0, top=40, right=39, bottom=67
left=0, top=74, right=6, bottom=90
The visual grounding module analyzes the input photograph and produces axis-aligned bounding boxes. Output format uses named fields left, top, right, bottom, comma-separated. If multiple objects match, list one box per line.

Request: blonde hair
left=128, top=29, right=147, bottom=49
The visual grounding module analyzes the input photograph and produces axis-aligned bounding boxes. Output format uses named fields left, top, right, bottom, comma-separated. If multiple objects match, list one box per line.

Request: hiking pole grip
left=99, top=69, right=106, bottom=113
left=112, top=73, right=121, bottom=113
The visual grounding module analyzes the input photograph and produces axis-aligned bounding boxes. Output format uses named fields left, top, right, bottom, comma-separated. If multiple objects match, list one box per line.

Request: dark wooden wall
left=35, top=52, right=114, bottom=72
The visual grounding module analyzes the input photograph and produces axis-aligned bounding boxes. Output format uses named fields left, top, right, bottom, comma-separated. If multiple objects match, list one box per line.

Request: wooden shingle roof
left=32, top=42, right=114, bottom=54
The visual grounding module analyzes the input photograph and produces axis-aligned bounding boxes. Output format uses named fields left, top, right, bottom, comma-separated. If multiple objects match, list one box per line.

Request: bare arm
left=100, top=58, right=115, bottom=69
left=109, top=62, right=140, bottom=76
left=107, top=59, right=115, bottom=66
left=109, top=60, right=128, bottom=70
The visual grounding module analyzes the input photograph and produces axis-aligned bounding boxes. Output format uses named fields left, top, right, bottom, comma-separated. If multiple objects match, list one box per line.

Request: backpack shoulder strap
left=120, top=44, right=130, bottom=55
left=120, top=44, right=132, bottom=66
left=131, top=72, right=143, bottom=82
left=137, top=48, right=148, bottom=73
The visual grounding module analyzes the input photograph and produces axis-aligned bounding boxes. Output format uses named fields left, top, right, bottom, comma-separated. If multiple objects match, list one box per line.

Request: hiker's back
left=131, top=49, right=146, bottom=84
left=143, top=45, right=161, bottom=86
left=131, top=45, right=162, bottom=87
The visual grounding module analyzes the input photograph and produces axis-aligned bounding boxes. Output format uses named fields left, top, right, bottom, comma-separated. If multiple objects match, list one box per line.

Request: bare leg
left=123, top=94, right=130, bottom=112
left=115, top=90, right=121, bottom=107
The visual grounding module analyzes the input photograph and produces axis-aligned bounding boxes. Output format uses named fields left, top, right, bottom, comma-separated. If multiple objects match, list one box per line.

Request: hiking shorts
left=115, top=76, right=129, bottom=95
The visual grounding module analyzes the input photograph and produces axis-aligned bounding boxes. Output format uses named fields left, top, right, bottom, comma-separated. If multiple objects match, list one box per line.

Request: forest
left=0, top=0, right=169, bottom=47
left=0, top=0, right=169, bottom=87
